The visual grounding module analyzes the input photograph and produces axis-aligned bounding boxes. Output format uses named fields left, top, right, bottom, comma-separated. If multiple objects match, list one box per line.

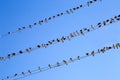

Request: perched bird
left=37, top=45, right=41, bottom=48
left=80, top=30, right=84, bottom=35
left=34, top=22, right=37, bottom=25
left=63, top=60, right=68, bottom=65
left=75, top=30, right=80, bottom=35
left=91, top=25, right=95, bottom=30
left=28, top=70, right=31, bottom=74
left=97, top=22, right=102, bottom=27
left=14, top=73, right=17, bottom=77
left=22, top=27, right=26, bottom=29
left=21, top=72, right=25, bottom=75
left=87, top=1, right=93, bottom=6
left=77, top=56, right=80, bottom=60
left=70, top=58, right=74, bottom=62
left=115, top=43, right=120, bottom=49
left=86, top=53, right=89, bottom=56
left=18, top=28, right=22, bottom=32
left=26, top=49, right=30, bottom=53
left=7, top=54, right=11, bottom=59
left=7, top=76, right=9, bottom=79
left=48, top=64, right=52, bottom=68
left=8, top=32, right=11, bottom=35
left=91, top=51, right=95, bottom=56
left=38, top=66, right=42, bottom=71
left=28, top=25, right=32, bottom=28
left=19, top=50, right=23, bottom=54
left=66, top=10, right=71, bottom=14
left=56, top=62, right=60, bottom=66
left=12, top=53, right=16, bottom=56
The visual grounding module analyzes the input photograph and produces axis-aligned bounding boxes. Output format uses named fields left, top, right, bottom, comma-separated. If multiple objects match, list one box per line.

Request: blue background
left=0, top=0, right=120, bottom=80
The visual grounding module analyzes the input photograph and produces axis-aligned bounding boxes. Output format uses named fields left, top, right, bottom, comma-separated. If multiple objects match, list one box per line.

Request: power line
left=0, top=0, right=101, bottom=39
left=1, top=43, right=120, bottom=80
left=1, top=14, right=120, bottom=61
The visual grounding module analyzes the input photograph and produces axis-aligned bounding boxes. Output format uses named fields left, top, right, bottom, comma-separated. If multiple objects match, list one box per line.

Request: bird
left=22, top=27, right=26, bottom=29
left=91, top=25, right=95, bottom=30
left=116, top=15, right=120, bottom=20
left=28, top=70, right=31, bottom=74
left=72, top=7, right=76, bottom=11
left=112, top=44, right=116, bottom=49
left=87, top=1, right=93, bottom=6
left=76, top=6, right=79, bottom=9
left=86, top=53, right=89, bottom=56
left=38, top=66, right=42, bottom=71
left=93, top=0, right=97, bottom=2
left=29, top=47, right=32, bottom=51
left=39, top=20, right=44, bottom=25
left=52, top=16, right=56, bottom=18
left=69, top=9, right=73, bottom=13
left=34, top=22, right=37, bottom=25
left=63, top=60, right=68, bottom=65
left=26, top=49, right=30, bottom=53
left=42, top=44, right=47, bottom=48
left=28, top=25, right=32, bottom=28
left=103, top=21, right=106, bottom=26
left=6, top=76, right=9, bottom=79
left=57, top=14, right=60, bottom=17
left=52, top=40, right=55, bottom=43
left=46, top=43, right=49, bottom=46
left=91, top=51, right=95, bottom=56
left=108, top=46, right=112, bottom=49
left=66, top=10, right=71, bottom=14
left=115, top=43, right=120, bottom=49
left=70, top=33, right=74, bottom=38
left=73, top=32, right=77, bottom=37
left=109, top=18, right=115, bottom=23
left=97, top=49, right=101, bottom=53
left=77, top=56, right=80, bottom=60
left=70, top=58, right=74, bottom=62
left=7, top=54, right=11, bottom=59
left=12, top=53, right=16, bottom=56
left=61, top=36, right=66, bottom=43
left=80, top=5, right=83, bottom=8
left=14, top=73, right=17, bottom=77
left=97, top=22, right=102, bottom=27
left=100, top=48, right=105, bottom=53
left=56, top=62, right=60, bottom=66
left=84, top=28, right=90, bottom=32
left=56, top=38, right=60, bottom=42
left=60, top=13, right=64, bottom=16
left=80, top=30, right=84, bottom=35
left=18, top=28, right=22, bottom=32
left=21, top=72, right=25, bottom=75
left=19, top=50, right=23, bottom=54
left=37, top=45, right=41, bottom=48
left=48, top=64, right=52, bottom=68
left=106, top=19, right=110, bottom=22
left=66, top=36, right=71, bottom=40
left=48, top=17, right=52, bottom=20
left=75, top=30, right=80, bottom=35
left=48, top=41, right=53, bottom=45
left=8, top=32, right=11, bottom=35
left=44, top=18, right=48, bottom=22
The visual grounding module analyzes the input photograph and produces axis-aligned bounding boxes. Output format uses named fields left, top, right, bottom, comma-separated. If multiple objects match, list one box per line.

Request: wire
left=1, top=14, right=119, bottom=61
left=1, top=42, right=120, bottom=80
left=0, top=0, right=102, bottom=39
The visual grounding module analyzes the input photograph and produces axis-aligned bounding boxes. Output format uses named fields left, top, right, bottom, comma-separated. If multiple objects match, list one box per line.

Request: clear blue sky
left=0, top=0, right=120, bottom=80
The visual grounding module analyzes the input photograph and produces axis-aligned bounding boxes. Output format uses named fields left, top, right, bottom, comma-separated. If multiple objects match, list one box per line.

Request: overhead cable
left=1, top=42, right=120, bottom=80
left=1, top=14, right=119, bottom=61
left=0, top=0, right=101, bottom=39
